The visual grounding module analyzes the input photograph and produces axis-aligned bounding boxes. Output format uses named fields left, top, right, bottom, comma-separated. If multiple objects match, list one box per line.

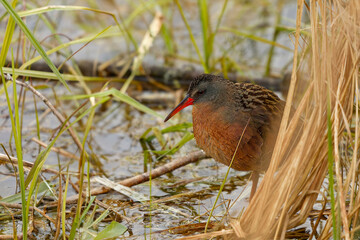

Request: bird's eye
left=197, top=90, right=205, bottom=95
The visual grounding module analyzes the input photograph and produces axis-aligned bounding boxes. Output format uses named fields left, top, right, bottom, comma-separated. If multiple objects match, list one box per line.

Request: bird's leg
left=249, top=171, right=259, bottom=201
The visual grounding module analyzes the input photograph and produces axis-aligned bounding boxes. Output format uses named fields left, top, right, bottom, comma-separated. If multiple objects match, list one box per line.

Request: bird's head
left=164, top=74, right=231, bottom=122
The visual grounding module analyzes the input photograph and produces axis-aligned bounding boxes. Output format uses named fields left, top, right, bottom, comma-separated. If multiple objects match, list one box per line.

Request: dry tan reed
left=231, top=0, right=360, bottom=239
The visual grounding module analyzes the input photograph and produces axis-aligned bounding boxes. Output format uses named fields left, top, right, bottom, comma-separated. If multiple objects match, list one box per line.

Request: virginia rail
left=164, top=74, right=285, bottom=200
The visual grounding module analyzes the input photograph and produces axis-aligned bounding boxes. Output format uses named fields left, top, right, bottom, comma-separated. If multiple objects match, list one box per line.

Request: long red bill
left=164, top=95, right=194, bottom=122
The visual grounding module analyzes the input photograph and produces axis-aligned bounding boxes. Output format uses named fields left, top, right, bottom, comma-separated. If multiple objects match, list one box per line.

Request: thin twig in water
left=0, top=153, right=60, bottom=175
left=31, top=137, right=80, bottom=160
left=50, top=150, right=207, bottom=205
left=0, top=202, right=55, bottom=224
left=4, top=73, right=84, bottom=153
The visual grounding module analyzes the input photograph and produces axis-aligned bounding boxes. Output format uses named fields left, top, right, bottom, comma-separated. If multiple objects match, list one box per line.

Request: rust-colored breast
left=192, top=103, right=266, bottom=171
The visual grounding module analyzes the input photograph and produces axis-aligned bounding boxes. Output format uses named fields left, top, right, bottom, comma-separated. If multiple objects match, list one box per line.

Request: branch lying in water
left=58, top=150, right=207, bottom=205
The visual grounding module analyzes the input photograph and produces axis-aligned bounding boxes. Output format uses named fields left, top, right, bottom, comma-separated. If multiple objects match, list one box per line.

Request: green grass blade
left=24, top=96, right=110, bottom=188
left=61, top=88, right=164, bottom=119
left=0, top=78, right=28, bottom=239
left=0, top=1, right=16, bottom=68
left=0, top=181, right=48, bottom=204
left=174, top=0, right=208, bottom=72
left=143, top=123, right=193, bottom=142
left=152, top=132, right=194, bottom=156
left=264, top=0, right=285, bottom=76
left=88, top=209, right=110, bottom=229
left=111, top=89, right=164, bottom=119
left=0, top=29, right=29, bottom=236
left=70, top=102, right=97, bottom=240
left=161, top=24, right=175, bottom=54
left=198, top=0, right=211, bottom=70
left=208, top=0, right=228, bottom=71
left=62, top=171, right=70, bottom=240
left=221, top=27, right=292, bottom=51
left=327, top=89, right=339, bottom=239
left=0, top=0, right=69, bottom=91
left=10, top=56, right=27, bottom=231
left=18, top=5, right=118, bottom=19
left=1, top=67, right=122, bottom=82
left=79, top=196, right=96, bottom=224
left=18, top=26, right=117, bottom=70
left=94, top=221, right=127, bottom=240
left=214, top=0, right=228, bottom=33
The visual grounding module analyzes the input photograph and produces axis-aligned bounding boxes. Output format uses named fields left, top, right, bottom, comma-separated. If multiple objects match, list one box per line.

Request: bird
left=164, top=74, right=285, bottom=200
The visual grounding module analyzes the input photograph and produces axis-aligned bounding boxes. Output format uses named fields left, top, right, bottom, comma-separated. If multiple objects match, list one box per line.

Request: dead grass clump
left=232, top=0, right=360, bottom=239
